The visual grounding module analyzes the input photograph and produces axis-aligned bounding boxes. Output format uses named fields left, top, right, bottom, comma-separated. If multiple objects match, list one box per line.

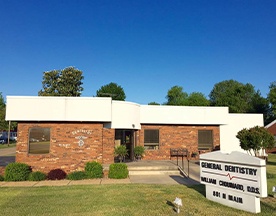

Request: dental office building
left=5, top=96, right=263, bottom=173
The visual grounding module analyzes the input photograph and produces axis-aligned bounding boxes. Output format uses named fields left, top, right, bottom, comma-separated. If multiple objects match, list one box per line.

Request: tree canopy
left=186, top=92, right=210, bottom=106
left=0, top=93, right=6, bottom=130
left=165, top=86, right=188, bottom=106
left=0, top=93, right=5, bottom=109
left=148, top=102, right=160, bottom=105
left=268, top=81, right=276, bottom=118
left=96, top=82, right=126, bottom=101
left=209, top=79, right=264, bottom=113
left=165, top=86, right=209, bottom=106
left=38, top=67, right=84, bottom=96
left=0, top=93, right=17, bottom=131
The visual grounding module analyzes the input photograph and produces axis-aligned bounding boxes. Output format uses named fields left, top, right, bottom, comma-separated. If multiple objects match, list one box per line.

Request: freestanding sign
left=200, top=151, right=267, bottom=213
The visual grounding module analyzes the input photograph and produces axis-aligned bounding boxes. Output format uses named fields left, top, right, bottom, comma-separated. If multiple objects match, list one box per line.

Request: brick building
left=265, top=119, right=276, bottom=153
left=5, top=96, right=263, bottom=173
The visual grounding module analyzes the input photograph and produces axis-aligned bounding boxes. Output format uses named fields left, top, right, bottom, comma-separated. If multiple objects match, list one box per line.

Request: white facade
left=5, top=96, right=264, bottom=153
left=140, top=105, right=229, bottom=125
left=6, top=96, right=112, bottom=122
left=220, top=114, right=264, bottom=153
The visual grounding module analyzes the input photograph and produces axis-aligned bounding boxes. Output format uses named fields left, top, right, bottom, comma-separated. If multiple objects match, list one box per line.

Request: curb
left=0, top=178, right=132, bottom=187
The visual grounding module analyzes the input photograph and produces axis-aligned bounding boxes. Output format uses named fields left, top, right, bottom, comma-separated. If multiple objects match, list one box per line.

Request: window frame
left=28, top=127, right=51, bottom=154
left=144, top=129, right=160, bottom=150
left=198, top=130, right=213, bottom=150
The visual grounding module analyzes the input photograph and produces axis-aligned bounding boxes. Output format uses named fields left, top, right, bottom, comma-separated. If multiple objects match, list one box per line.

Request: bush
left=0, top=175, right=4, bottom=181
left=5, top=162, right=31, bottom=181
left=114, top=145, right=128, bottom=162
left=29, top=171, right=47, bottom=181
left=236, top=126, right=275, bottom=156
left=67, top=171, right=87, bottom=180
left=47, top=169, right=67, bottom=180
left=85, top=161, right=103, bottom=178
left=108, top=163, right=128, bottom=179
left=134, top=146, right=145, bottom=158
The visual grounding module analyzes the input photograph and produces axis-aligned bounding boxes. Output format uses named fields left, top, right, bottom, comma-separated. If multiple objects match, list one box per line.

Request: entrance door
left=115, top=129, right=134, bottom=161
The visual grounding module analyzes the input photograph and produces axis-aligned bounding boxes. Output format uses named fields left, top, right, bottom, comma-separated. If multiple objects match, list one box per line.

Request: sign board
left=200, top=151, right=267, bottom=213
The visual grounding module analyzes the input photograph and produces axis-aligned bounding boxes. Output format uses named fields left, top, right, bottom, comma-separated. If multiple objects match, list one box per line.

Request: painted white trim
left=265, top=119, right=276, bottom=128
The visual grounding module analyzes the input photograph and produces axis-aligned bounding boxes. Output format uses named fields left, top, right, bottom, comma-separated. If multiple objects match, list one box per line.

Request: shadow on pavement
left=169, top=175, right=200, bottom=185
left=0, top=156, right=15, bottom=166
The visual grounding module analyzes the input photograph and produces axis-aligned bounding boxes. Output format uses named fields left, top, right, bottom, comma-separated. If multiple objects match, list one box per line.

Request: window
left=144, top=129, right=159, bottom=150
left=29, top=128, right=50, bottom=154
left=198, top=130, right=213, bottom=150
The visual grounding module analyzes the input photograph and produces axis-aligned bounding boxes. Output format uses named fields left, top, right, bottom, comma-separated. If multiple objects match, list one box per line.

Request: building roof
left=265, top=119, right=276, bottom=129
left=5, top=96, right=262, bottom=130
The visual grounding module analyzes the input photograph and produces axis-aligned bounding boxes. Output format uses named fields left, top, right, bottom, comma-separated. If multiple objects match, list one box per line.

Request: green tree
left=165, top=86, right=188, bottom=105
left=38, top=67, right=84, bottom=96
left=209, top=80, right=260, bottom=113
left=268, top=81, right=276, bottom=118
left=186, top=92, right=210, bottom=106
left=96, top=82, right=126, bottom=101
left=250, top=90, right=272, bottom=125
left=0, top=93, right=17, bottom=131
left=0, top=93, right=7, bottom=130
left=0, top=92, right=5, bottom=109
left=236, top=126, right=275, bottom=156
left=148, top=102, right=160, bottom=105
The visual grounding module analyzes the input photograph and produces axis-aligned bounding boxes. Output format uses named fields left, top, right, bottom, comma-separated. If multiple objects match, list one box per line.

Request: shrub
left=5, top=162, right=31, bottom=181
left=114, top=145, right=128, bottom=162
left=29, top=171, right=47, bottom=181
left=67, top=171, right=87, bottom=180
left=85, top=161, right=103, bottom=178
left=47, top=169, right=67, bottom=180
left=134, top=146, right=145, bottom=158
left=108, top=163, right=128, bottom=179
left=0, top=175, right=4, bottom=181
left=236, top=126, right=275, bottom=156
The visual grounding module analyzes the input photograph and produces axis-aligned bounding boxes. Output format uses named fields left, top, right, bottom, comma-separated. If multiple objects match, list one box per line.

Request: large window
left=29, top=128, right=50, bottom=154
left=144, top=129, right=159, bottom=150
left=198, top=130, right=213, bottom=150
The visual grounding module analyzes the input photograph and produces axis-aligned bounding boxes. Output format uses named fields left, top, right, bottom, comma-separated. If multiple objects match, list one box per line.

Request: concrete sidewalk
left=0, top=157, right=200, bottom=187
left=0, top=178, right=131, bottom=187
left=0, top=174, right=199, bottom=187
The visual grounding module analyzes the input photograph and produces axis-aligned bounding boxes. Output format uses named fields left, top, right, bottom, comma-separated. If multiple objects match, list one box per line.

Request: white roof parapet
left=5, top=96, right=112, bottom=122
left=110, top=100, right=141, bottom=129
left=265, top=119, right=276, bottom=128
left=140, top=105, right=229, bottom=125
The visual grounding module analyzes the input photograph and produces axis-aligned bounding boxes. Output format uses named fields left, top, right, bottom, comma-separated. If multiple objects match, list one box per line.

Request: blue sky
left=1, top=0, right=275, bottom=105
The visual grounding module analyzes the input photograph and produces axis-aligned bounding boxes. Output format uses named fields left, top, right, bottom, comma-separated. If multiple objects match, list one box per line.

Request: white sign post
left=200, top=151, right=267, bottom=213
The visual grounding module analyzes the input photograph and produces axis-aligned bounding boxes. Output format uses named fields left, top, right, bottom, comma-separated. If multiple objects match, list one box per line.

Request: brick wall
left=267, top=122, right=276, bottom=135
left=102, top=128, right=115, bottom=164
left=16, top=122, right=115, bottom=173
left=138, top=125, right=220, bottom=160
left=266, top=122, right=276, bottom=153
left=15, top=122, right=220, bottom=173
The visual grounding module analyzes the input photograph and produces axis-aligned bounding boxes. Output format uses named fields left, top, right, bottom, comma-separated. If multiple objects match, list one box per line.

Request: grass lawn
left=266, top=154, right=276, bottom=197
left=0, top=143, right=16, bottom=149
left=0, top=154, right=275, bottom=215
left=0, top=184, right=275, bottom=216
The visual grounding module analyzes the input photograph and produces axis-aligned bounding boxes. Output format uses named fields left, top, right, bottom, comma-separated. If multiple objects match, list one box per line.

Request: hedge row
left=1, top=161, right=129, bottom=182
